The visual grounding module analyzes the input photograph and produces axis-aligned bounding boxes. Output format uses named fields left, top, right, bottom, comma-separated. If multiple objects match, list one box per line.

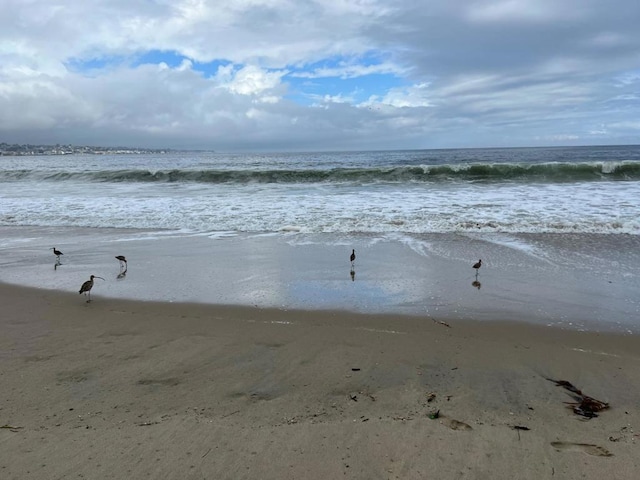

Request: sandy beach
left=1, top=282, right=639, bottom=479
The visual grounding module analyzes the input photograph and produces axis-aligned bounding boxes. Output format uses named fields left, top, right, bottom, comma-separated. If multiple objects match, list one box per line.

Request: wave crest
left=2, top=161, right=639, bottom=184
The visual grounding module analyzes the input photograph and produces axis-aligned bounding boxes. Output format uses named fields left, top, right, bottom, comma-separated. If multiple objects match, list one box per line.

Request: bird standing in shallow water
left=472, top=259, right=482, bottom=275
left=79, top=275, right=104, bottom=303
left=350, top=249, right=356, bottom=266
left=51, top=247, right=63, bottom=260
left=115, top=255, right=127, bottom=278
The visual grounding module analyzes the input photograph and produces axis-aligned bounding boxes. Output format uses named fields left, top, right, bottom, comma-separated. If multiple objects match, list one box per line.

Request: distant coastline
left=0, top=142, right=196, bottom=156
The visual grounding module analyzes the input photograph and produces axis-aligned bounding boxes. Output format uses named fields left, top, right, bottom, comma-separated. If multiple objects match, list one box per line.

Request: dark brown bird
left=115, top=255, right=127, bottom=266
left=350, top=249, right=356, bottom=266
left=79, top=275, right=104, bottom=302
left=472, top=259, right=482, bottom=271
left=51, top=247, right=63, bottom=258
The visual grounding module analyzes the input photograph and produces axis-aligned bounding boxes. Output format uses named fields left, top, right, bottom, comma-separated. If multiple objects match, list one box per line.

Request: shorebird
left=79, top=275, right=104, bottom=303
left=51, top=247, right=63, bottom=259
left=472, top=259, right=482, bottom=273
left=350, top=249, right=356, bottom=266
left=115, top=255, right=127, bottom=279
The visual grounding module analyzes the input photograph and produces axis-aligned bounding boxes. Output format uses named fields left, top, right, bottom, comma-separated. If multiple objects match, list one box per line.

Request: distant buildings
left=0, top=143, right=170, bottom=156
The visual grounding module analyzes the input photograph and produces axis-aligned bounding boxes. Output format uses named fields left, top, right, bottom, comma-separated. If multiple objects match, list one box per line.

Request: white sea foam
left=469, top=233, right=555, bottom=264
left=384, top=233, right=433, bottom=258
left=0, top=237, right=39, bottom=247
left=2, top=149, right=640, bottom=235
left=2, top=181, right=638, bottom=234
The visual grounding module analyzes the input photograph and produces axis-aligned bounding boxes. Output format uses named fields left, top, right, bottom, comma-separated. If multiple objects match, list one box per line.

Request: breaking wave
left=2, top=161, right=640, bottom=184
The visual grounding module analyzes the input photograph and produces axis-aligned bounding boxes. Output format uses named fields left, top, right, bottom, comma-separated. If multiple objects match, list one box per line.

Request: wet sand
left=1, top=226, right=639, bottom=333
left=1, top=282, right=640, bottom=479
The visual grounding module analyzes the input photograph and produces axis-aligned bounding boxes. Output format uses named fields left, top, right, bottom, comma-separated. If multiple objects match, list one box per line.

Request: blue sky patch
left=65, top=49, right=404, bottom=107
left=65, top=55, right=126, bottom=73
left=284, top=53, right=405, bottom=105
left=284, top=73, right=405, bottom=105
left=132, top=50, right=233, bottom=77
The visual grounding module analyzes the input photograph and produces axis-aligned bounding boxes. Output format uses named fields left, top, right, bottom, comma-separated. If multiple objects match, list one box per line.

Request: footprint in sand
left=551, top=441, right=613, bottom=457
left=441, top=418, right=473, bottom=431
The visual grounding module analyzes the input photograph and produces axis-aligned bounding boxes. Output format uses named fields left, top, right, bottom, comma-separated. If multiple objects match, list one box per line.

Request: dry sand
left=1, top=282, right=639, bottom=479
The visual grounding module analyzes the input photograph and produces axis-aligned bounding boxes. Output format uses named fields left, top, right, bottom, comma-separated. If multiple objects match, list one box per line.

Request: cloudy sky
left=1, top=0, right=639, bottom=151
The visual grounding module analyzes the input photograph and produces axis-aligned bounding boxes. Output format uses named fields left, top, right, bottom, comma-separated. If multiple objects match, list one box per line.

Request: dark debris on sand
left=547, top=378, right=609, bottom=419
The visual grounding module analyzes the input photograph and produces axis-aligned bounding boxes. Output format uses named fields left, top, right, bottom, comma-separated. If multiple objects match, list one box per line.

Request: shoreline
left=1, top=226, right=639, bottom=333
left=2, top=282, right=640, bottom=478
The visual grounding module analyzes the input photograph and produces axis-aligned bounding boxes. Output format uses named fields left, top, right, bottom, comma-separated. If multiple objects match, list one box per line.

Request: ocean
left=2, top=145, right=639, bottom=234
left=1, top=145, right=639, bottom=332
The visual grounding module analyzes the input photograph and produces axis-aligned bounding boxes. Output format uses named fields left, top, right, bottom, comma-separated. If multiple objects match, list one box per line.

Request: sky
left=1, top=0, right=639, bottom=152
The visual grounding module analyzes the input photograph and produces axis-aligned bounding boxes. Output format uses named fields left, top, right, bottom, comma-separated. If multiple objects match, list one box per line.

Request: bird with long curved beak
left=79, top=275, right=105, bottom=303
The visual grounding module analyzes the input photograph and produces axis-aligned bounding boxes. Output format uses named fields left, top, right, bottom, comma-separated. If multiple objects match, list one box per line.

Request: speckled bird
left=79, top=275, right=104, bottom=303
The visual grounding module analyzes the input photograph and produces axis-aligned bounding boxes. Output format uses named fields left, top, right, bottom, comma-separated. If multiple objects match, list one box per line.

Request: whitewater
left=1, top=145, right=640, bottom=332
left=1, top=145, right=639, bottom=235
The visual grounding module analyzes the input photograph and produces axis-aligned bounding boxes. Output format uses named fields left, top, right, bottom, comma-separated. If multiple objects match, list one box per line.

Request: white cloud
left=465, top=0, right=583, bottom=23
left=609, top=121, right=640, bottom=131
left=311, top=93, right=355, bottom=106
left=615, top=72, right=640, bottom=86
left=293, top=61, right=404, bottom=79
left=223, top=65, right=286, bottom=97
left=365, top=83, right=432, bottom=108
left=1, top=0, right=640, bottom=150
